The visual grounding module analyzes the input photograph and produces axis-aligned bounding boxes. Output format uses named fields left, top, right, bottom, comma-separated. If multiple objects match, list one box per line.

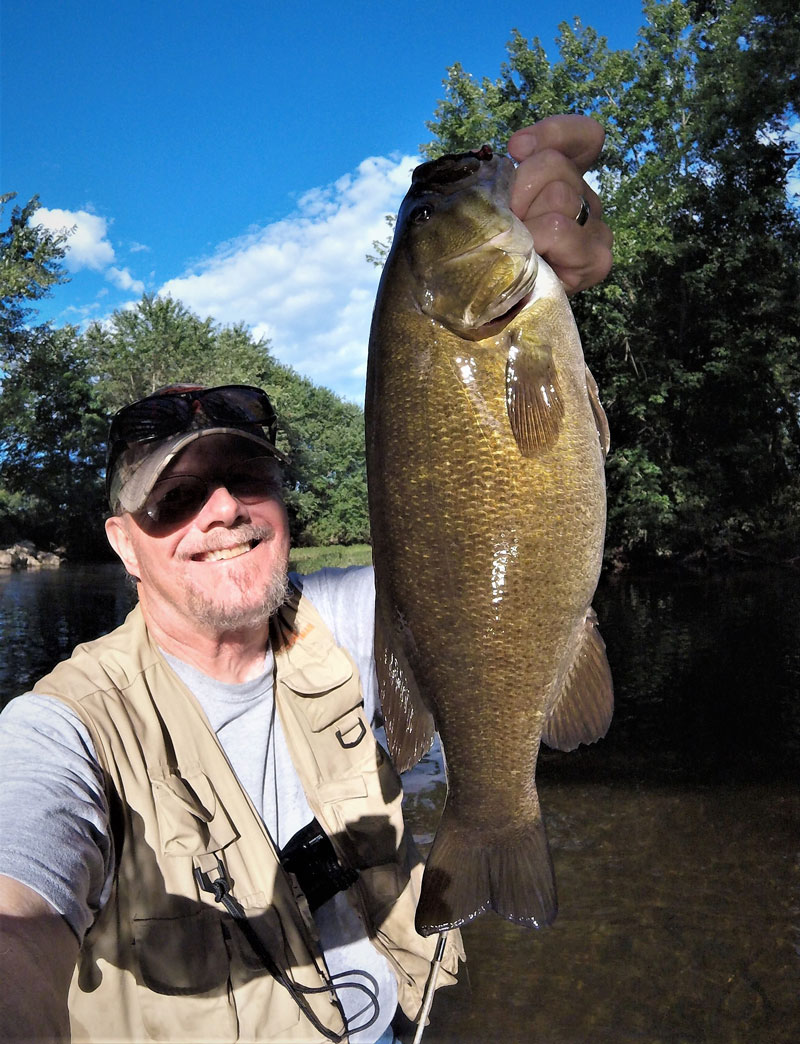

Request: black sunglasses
left=139, top=455, right=283, bottom=529
left=106, top=385, right=279, bottom=497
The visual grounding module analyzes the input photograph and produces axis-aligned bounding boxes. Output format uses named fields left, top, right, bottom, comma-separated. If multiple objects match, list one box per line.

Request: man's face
left=105, top=435, right=290, bottom=640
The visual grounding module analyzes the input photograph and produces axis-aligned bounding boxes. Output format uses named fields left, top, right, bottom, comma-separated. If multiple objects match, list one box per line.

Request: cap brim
left=114, top=427, right=288, bottom=515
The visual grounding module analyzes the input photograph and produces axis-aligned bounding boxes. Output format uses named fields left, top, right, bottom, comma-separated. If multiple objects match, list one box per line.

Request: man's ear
left=105, top=515, right=141, bottom=581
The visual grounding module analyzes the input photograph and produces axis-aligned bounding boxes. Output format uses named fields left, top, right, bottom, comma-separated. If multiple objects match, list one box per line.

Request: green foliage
left=288, top=543, right=373, bottom=573
left=0, top=325, right=107, bottom=554
left=426, top=0, right=800, bottom=562
left=0, top=193, right=69, bottom=349
left=82, top=293, right=276, bottom=413
left=81, top=293, right=370, bottom=546
left=0, top=244, right=370, bottom=552
left=260, top=358, right=369, bottom=546
left=0, top=195, right=106, bottom=554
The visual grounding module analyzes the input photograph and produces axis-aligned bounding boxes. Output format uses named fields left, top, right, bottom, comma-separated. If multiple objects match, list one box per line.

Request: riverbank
left=0, top=541, right=63, bottom=570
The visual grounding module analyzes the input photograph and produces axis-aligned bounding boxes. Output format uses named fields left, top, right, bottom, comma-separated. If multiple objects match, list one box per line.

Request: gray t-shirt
left=0, top=565, right=395, bottom=1043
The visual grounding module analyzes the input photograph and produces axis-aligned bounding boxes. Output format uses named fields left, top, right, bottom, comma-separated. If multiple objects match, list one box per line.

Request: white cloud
left=160, top=153, right=417, bottom=401
left=32, top=207, right=116, bottom=272
left=108, top=266, right=145, bottom=293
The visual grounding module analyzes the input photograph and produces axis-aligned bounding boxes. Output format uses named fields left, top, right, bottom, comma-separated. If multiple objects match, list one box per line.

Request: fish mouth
left=191, top=538, right=261, bottom=563
left=462, top=253, right=538, bottom=340
left=470, top=288, right=534, bottom=339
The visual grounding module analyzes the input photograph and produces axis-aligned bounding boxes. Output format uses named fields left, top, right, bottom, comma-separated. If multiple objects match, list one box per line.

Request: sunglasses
left=139, top=455, right=282, bottom=528
left=106, top=385, right=279, bottom=499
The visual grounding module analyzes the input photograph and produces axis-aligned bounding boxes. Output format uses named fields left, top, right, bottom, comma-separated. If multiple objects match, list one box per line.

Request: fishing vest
left=35, top=584, right=461, bottom=1043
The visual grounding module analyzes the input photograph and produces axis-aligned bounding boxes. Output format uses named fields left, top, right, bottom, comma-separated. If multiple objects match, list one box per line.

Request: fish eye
left=410, top=204, right=433, bottom=224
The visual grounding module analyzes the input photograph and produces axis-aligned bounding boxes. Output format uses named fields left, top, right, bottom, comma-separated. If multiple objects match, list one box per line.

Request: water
left=1, top=564, right=798, bottom=1042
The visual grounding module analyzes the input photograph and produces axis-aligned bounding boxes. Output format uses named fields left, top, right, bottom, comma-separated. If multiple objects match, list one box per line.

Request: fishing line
left=412, top=930, right=449, bottom=1044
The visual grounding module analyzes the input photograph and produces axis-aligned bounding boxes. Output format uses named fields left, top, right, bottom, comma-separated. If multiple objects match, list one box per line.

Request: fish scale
left=366, top=147, right=613, bottom=936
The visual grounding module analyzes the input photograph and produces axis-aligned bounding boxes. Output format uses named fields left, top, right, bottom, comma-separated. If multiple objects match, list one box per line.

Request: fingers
left=528, top=207, right=613, bottom=295
left=508, top=114, right=605, bottom=173
left=507, top=116, right=612, bottom=294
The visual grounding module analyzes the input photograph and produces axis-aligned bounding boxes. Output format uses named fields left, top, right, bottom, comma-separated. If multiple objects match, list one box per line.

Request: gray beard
left=184, top=557, right=290, bottom=633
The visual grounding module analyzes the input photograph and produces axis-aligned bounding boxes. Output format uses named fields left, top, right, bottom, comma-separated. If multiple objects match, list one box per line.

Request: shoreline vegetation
left=4, top=540, right=796, bottom=581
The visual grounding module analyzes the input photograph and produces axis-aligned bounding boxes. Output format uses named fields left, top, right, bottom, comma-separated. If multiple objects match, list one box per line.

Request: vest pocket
left=133, top=907, right=238, bottom=1041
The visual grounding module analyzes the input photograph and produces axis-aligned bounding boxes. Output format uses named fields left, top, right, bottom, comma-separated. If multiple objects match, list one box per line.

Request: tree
left=82, top=293, right=277, bottom=412
left=260, top=358, right=369, bottom=546
left=0, top=193, right=70, bottom=355
left=0, top=325, right=106, bottom=553
left=425, top=0, right=800, bottom=561
left=81, top=293, right=370, bottom=547
left=0, top=194, right=107, bottom=553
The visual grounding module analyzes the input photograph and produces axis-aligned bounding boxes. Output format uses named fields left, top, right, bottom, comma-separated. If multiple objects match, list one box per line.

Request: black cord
left=194, top=862, right=381, bottom=1042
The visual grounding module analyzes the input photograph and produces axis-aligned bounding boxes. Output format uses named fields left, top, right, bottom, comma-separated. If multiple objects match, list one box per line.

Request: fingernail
left=511, top=129, right=538, bottom=156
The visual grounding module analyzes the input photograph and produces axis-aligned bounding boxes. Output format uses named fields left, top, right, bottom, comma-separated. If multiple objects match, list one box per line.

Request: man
left=0, top=115, right=613, bottom=1043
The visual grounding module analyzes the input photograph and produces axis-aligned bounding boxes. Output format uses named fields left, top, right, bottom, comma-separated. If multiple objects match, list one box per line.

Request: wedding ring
left=575, top=195, right=590, bottom=226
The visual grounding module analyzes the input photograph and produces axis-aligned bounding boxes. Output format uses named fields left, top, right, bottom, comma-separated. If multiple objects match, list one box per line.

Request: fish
left=365, top=145, right=613, bottom=937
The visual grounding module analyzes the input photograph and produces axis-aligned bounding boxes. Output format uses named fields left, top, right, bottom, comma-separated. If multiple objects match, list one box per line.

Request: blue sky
left=3, top=0, right=648, bottom=401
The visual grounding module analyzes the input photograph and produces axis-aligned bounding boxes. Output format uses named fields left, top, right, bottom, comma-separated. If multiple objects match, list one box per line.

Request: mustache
left=179, top=523, right=276, bottom=560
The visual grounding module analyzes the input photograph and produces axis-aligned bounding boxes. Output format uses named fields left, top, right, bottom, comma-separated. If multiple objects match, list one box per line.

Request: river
left=1, top=563, right=798, bottom=1042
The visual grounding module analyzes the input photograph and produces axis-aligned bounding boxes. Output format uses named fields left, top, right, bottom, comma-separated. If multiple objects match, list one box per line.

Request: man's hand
left=508, top=115, right=613, bottom=294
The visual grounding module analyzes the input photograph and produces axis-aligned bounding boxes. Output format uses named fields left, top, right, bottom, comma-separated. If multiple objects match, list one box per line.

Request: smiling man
left=0, top=115, right=613, bottom=1044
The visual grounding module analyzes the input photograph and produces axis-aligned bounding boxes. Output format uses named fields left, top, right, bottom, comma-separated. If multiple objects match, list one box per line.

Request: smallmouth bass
left=365, top=146, right=613, bottom=936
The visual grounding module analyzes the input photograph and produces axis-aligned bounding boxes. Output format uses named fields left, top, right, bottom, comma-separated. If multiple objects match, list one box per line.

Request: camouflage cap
left=106, top=384, right=287, bottom=516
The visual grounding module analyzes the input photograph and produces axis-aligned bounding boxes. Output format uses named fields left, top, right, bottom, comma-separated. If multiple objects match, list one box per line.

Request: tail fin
left=414, top=803, right=557, bottom=936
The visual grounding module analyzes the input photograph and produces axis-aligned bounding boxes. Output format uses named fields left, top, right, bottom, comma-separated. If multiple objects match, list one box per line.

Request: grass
left=288, top=544, right=373, bottom=574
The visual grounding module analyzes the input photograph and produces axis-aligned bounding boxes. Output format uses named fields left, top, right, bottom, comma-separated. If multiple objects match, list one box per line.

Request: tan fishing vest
left=35, top=585, right=461, bottom=1043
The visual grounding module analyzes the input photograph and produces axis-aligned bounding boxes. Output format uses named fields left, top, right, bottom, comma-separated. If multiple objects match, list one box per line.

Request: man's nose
left=196, top=483, right=248, bottom=527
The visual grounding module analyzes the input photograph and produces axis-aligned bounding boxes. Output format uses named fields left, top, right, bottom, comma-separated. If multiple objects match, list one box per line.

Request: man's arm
left=0, top=875, right=78, bottom=1041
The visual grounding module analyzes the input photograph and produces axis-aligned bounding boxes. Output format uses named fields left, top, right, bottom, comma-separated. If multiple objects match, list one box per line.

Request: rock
left=0, top=543, right=63, bottom=570
left=36, top=551, right=63, bottom=568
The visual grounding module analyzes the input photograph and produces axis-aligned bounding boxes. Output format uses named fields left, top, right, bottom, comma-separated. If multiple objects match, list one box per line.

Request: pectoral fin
left=374, top=610, right=435, bottom=773
left=543, top=607, right=614, bottom=751
left=505, top=336, right=564, bottom=456
left=585, top=365, right=610, bottom=459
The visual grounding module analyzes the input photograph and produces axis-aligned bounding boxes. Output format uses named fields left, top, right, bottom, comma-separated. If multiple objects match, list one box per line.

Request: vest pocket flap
left=279, top=644, right=354, bottom=695
left=316, top=775, right=369, bottom=804
left=153, top=771, right=239, bottom=856
left=133, top=908, right=230, bottom=994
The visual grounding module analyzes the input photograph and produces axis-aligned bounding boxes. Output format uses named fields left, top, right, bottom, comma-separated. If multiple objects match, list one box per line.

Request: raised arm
left=0, top=875, right=77, bottom=1041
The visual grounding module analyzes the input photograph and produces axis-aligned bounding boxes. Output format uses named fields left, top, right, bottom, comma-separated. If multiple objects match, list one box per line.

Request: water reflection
left=0, top=565, right=798, bottom=1042
left=403, top=568, right=800, bottom=1044
left=0, top=563, right=136, bottom=706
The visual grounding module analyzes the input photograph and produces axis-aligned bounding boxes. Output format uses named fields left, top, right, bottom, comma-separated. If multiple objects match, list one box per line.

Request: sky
left=2, top=0, right=649, bottom=402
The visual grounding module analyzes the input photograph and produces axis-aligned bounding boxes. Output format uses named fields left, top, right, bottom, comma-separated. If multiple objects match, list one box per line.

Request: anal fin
left=543, top=607, right=614, bottom=751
